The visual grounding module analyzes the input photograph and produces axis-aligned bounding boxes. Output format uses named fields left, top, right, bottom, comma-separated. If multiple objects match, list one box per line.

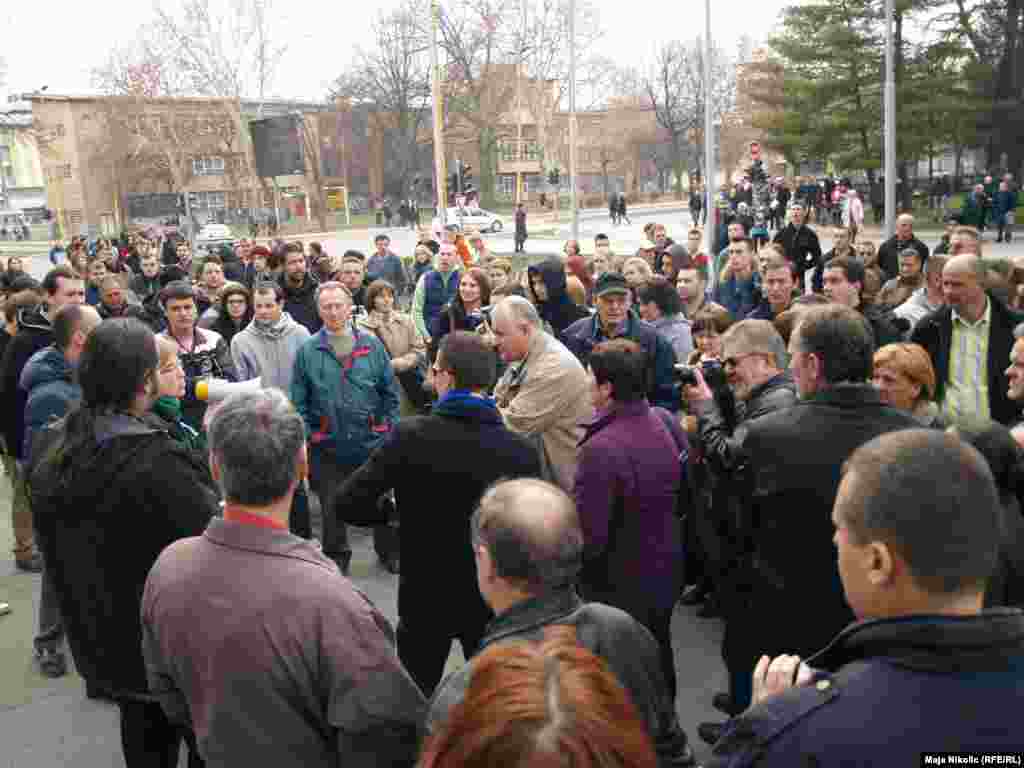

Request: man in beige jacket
left=492, top=296, right=592, bottom=491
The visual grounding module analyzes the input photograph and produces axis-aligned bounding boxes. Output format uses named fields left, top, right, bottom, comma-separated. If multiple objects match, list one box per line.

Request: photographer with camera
left=680, top=319, right=797, bottom=737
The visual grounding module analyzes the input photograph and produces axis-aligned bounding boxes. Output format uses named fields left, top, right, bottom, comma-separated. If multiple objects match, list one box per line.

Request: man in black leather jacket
left=682, top=319, right=797, bottom=730
left=426, top=478, right=696, bottom=768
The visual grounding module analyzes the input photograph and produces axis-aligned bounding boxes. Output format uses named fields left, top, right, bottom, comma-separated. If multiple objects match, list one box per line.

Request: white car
left=446, top=207, right=503, bottom=233
left=195, top=223, right=234, bottom=245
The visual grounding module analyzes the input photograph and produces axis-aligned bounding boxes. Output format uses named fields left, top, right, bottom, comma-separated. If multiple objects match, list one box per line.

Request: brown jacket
left=358, top=310, right=426, bottom=416
left=142, top=518, right=426, bottom=768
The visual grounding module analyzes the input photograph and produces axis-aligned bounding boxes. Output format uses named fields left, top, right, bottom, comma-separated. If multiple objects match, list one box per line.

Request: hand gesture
left=751, top=654, right=814, bottom=706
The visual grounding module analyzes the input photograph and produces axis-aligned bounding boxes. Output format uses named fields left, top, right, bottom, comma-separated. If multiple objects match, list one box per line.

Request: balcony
left=497, top=140, right=543, bottom=174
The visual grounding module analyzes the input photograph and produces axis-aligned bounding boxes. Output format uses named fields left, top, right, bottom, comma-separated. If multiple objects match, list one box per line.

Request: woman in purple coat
left=574, top=338, right=687, bottom=697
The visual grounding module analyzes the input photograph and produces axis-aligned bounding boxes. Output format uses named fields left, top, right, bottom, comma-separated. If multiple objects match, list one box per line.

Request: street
left=0, top=479, right=727, bottom=767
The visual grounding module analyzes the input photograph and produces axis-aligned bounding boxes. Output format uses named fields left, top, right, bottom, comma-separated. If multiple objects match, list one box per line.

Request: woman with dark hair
left=358, top=278, right=427, bottom=417
left=687, top=306, right=735, bottom=365
left=206, top=282, right=252, bottom=347
left=420, top=631, right=658, bottom=768
left=1, top=256, right=27, bottom=293
left=952, top=422, right=1024, bottom=609
left=29, top=318, right=218, bottom=767
left=432, top=267, right=491, bottom=360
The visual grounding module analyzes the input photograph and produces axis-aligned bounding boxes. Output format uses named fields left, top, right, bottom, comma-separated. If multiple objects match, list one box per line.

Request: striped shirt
left=942, top=299, right=991, bottom=426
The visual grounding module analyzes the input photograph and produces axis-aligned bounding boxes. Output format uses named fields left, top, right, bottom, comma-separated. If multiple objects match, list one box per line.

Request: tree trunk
left=671, top=135, right=684, bottom=200
left=478, top=127, right=497, bottom=210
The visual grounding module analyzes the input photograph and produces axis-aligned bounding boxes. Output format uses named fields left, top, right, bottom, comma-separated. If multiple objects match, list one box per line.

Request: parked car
left=445, top=206, right=503, bottom=233
left=195, top=222, right=233, bottom=246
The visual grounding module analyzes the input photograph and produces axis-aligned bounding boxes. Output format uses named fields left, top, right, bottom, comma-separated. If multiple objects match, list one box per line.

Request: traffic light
left=460, top=163, right=474, bottom=193
left=548, top=168, right=560, bottom=186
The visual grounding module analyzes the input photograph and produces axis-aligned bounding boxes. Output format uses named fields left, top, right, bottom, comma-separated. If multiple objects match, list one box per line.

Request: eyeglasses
left=722, top=352, right=760, bottom=370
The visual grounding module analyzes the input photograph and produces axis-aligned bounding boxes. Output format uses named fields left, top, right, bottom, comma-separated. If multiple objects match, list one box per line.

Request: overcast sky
left=3, top=0, right=790, bottom=104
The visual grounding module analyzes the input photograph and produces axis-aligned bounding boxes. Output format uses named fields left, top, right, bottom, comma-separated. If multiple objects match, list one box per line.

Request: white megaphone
left=195, top=377, right=263, bottom=402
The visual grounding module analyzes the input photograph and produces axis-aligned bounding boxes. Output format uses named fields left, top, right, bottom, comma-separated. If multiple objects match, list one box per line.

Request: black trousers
left=289, top=483, right=311, bottom=539
left=118, top=700, right=203, bottom=768
left=309, top=447, right=393, bottom=563
left=397, top=603, right=490, bottom=696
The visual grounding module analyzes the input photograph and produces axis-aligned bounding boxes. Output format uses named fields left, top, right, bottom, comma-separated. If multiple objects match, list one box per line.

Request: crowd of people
left=1, top=195, right=1023, bottom=768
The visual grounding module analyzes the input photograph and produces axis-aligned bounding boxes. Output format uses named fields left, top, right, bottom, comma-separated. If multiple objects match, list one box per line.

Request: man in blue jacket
left=21, top=303, right=100, bottom=678
left=563, top=273, right=679, bottom=412
left=291, top=281, right=399, bottom=575
left=708, top=428, right=1024, bottom=766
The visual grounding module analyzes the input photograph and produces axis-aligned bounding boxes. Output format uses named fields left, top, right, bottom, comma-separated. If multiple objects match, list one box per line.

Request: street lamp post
left=569, top=0, right=579, bottom=240
left=883, top=0, right=896, bottom=239
left=703, top=0, right=717, bottom=260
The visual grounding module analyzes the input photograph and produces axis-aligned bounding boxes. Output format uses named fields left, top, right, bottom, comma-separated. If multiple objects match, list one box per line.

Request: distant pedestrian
left=514, top=203, right=528, bottom=253
left=618, top=193, right=631, bottom=225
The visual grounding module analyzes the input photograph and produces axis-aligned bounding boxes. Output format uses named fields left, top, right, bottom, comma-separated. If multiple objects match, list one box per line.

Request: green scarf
left=152, top=396, right=207, bottom=454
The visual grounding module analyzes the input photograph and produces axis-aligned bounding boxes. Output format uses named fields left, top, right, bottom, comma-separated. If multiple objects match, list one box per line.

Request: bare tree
left=331, top=1, right=431, bottom=200
left=642, top=38, right=735, bottom=198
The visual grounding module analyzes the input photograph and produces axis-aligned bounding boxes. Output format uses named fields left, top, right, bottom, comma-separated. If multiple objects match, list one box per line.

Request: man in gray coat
left=142, top=390, right=425, bottom=768
left=230, top=280, right=312, bottom=538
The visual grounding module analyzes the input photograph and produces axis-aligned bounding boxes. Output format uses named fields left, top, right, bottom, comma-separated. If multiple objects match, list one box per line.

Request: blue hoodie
left=20, top=345, right=80, bottom=462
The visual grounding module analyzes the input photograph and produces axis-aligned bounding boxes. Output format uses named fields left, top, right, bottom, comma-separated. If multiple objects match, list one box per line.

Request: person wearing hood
left=21, top=305, right=101, bottom=679
left=279, top=242, right=321, bottom=334
left=527, top=258, right=590, bottom=342
left=0, top=266, right=85, bottom=573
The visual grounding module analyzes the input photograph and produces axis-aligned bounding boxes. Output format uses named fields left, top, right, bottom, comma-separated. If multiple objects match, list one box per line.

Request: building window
left=523, top=142, right=541, bottom=161
left=193, top=157, right=226, bottom=176
left=499, top=143, right=518, bottom=162
left=194, top=191, right=227, bottom=210
left=497, top=174, right=516, bottom=199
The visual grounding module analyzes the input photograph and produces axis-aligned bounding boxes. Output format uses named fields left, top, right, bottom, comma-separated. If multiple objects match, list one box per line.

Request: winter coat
left=19, top=346, right=79, bottom=461
left=366, top=250, right=408, bottom=295
left=714, top=272, right=762, bottom=319
left=29, top=412, right=219, bottom=700
left=290, top=327, right=400, bottom=469
left=563, top=311, right=680, bottom=412
left=877, top=273, right=923, bottom=309
left=708, top=611, right=1024, bottom=767
left=279, top=273, right=322, bottom=335
left=0, top=306, right=54, bottom=459
left=910, top=294, right=1024, bottom=426
left=772, top=224, right=822, bottom=285
left=142, top=518, right=426, bottom=768
left=574, top=400, right=687, bottom=623
left=527, top=259, right=591, bottom=342
left=333, top=390, right=539, bottom=637
left=357, top=311, right=425, bottom=416
left=231, top=313, right=311, bottom=394
left=493, top=330, right=593, bottom=492
left=650, top=314, right=693, bottom=363
left=876, top=235, right=929, bottom=282
left=515, top=208, right=527, bottom=240
left=427, top=588, right=692, bottom=768
left=726, top=385, right=917, bottom=673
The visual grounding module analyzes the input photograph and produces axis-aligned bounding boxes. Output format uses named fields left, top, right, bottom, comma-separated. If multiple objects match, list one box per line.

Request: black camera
left=674, top=360, right=726, bottom=388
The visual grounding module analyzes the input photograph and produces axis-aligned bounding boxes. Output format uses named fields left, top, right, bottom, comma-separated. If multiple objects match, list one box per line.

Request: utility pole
left=884, top=0, right=896, bottom=240
left=568, top=0, right=579, bottom=240
left=702, top=0, right=717, bottom=260
left=430, top=0, right=448, bottom=227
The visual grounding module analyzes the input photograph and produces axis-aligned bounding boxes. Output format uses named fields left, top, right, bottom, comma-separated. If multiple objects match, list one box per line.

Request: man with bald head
left=426, top=478, right=696, bottom=766
left=877, top=213, right=929, bottom=282
left=912, top=252, right=1024, bottom=426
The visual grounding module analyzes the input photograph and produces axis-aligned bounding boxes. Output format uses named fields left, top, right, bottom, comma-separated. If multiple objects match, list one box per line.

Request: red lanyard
left=223, top=505, right=288, bottom=531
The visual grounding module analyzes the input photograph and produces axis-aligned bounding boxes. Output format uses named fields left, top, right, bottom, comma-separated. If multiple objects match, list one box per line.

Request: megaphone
left=195, top=377, right=263, bottom=402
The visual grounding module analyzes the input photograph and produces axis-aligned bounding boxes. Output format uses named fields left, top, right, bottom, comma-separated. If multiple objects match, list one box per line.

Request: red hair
left=420, top=628, right=657, bottom=768
left=565, top=254, right=594, bottom=292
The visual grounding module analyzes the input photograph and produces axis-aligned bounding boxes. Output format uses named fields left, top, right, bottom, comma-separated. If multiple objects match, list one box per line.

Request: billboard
left=249, top=115, right=305, bottom=179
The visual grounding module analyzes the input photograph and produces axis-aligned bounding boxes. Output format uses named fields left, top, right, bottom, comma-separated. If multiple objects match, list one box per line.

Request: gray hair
left=471, top=478, right=583, bottom=592
left=722, top=319, right=788, bottom=369
left=208, top=389, right=307, bottom=506
left=494, top=295, right=542, bottom=329
left=314, top=280, right=352, bottom=306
